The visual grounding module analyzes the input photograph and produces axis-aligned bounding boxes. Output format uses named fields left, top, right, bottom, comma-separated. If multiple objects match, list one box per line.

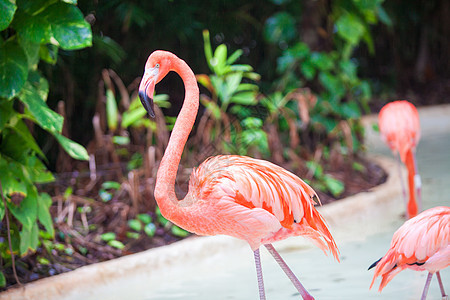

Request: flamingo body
left=181, top=155, right=339, bottom=255
left=378, top=100, right=420, bottom=162
left=139, top=50, right=339, bottom=299
left=378, top=100, right=421, bottom=218
left=370, top=206, right=450, bottom=295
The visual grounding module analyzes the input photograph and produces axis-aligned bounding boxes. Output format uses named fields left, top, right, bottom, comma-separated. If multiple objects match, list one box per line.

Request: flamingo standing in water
left=369, top=206, right=450, bottom=299
left=378, top=100, right=421, bottom=218
left=138, top=50, right=339, bottom=300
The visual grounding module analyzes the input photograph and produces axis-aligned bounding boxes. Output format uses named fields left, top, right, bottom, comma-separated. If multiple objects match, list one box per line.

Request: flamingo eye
left=155, top=63, right=160, bottom=68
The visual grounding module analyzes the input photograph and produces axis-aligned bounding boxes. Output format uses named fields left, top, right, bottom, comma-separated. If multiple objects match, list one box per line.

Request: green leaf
left=20, top=81, right=63, bottom=133
left=323, top=175, right=344, bottom=197
left=106, top=89, right=118, bottom=131
left=310, top=52, right=334, bottom=71
left=376, top=4, right=392, bottom=27
left=121, top=106, right=147, bottom=128
left=20, top=222, right=39, bottom=255
left=25, top=155, right=54, bottom=184
left=264, top=12, right=297, bottom=44
left=339, top=102, right=361, bottom=119
left=300, top=60, right=316, bottom=80
left=144, top=223, right=156, bottom=237
left=101, top=181, right=121, bottom=190
left=226, top=49, right=243, bottom=65
left=18, top=36, right=40, bottom=68
left=112, top=135, right=130, bottom=145
left=0, top=40, right=28, bottom=99
left=53, top=132, right=89, bottom=161
left=39, top=44, right=59, bottom=65
left=107, top=240, right=124, bottom=250
left=336, top=13, right=365, bottom=45
left=37, top=193, right=54, bottom=236
left=128, top=219, right=142, bottom=232
left=9, top=185, right=38, bottom=230
left=0, top=0, right=17, bottom=31
left=12, top=10, right=52, bottom=45
left=212, top=44, right=227, bottom=75
left=319, top=72, right=345, bottom=98
left=100, top=232, right=116, bottom=242
left=0, top=271, right=5, bottom=287
left=230, top=91, right=257, bottom=105
left=0, top=159, right=27, bottom=199
left=137, top=214, right=152, bottom=224
left=8, top=118, right=45, bottom=157
left=27, top=70, right=49, bottom=101
left=0, top=98, right=15, bottom=130
left=44, top=3, right=92, bottom=50
left=171, top=226, right=190, bottom=238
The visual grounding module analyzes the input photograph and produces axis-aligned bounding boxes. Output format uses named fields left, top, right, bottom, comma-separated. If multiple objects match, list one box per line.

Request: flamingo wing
left=370, top=206, right=450, bottom=291
left=188, top=155, right=339, bottom=258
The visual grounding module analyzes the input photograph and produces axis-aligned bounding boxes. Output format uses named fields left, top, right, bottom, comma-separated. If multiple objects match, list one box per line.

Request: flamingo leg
left=436, top=271, right=448, bottom=299
left=421, top=272, right=433, bottom=300
left=264, top=244, right=314, bottom=300
left=412, top=151, right=422, bottom=213
left=397, top=154, right=409, bottom=217
left=254, top=248, right=266, bottom=300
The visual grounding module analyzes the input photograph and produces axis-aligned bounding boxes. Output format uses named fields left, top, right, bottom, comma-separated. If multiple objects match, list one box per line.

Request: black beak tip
left=139, top=90, right=155, bottom=118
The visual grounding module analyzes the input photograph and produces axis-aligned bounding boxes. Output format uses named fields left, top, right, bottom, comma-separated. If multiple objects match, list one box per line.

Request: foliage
left=196, top=30, right=264, bottom=156
left=0, top=0, right=92, bottom=286
left=267, top=0, right=391, bottom=153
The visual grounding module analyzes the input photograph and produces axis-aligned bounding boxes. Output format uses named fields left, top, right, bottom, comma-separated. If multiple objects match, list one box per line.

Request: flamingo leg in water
left=264, top=244, right=314, bottom=300
left=397, top=154, right=409, bottom=217
left=421, top=272, right=433, bottom=300
left=254, top=248, right=266, bottom=300
left=436, top=271, right=448, bottom=300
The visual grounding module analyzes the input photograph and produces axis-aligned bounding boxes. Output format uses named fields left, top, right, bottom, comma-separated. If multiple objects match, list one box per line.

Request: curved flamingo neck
left=154, top=56, right=199, bottom=217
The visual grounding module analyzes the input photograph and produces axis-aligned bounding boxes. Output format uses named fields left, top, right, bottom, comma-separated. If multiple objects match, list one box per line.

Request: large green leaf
left=18, top=36, right=40, bottom=68
left=53, top=132, right=89, bottom=161
left=0, top=99, right=15, bottom=130
left=12, top=10, right=52, bottom=44
left=13, top=2, right=92, bottom=50
left=0, top=128, right=34, bottom=163
left=20, top=221, right=39, bottom=255
left=8, top=118, right=45, bottom=157
left=45, top=3, right=92, bottom=50
left=24, top=155, right=54, bottom=183
left=8, top=185, right=38, bottom=230
left=0, top=0, right=17, bottom=31
left=0, top=159, right=27, bottom=199
left=336, top=13, right=365, bottom=45
left=0, top=40, right=28, bottom=99
left=19, top=81, right=63, bottom=133
left=37, top=193, right=54, bottom=236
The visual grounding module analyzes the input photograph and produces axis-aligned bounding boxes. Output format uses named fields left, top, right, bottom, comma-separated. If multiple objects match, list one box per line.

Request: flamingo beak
left=138, top=68, right=158, bottom=118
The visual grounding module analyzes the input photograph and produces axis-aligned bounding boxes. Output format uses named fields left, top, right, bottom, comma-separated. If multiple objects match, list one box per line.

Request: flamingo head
left=138, top=50, right=172, bottom=118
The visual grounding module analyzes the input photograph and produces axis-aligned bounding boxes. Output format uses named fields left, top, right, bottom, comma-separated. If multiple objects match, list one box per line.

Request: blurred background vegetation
left=1, top=0, right=449, bottom=289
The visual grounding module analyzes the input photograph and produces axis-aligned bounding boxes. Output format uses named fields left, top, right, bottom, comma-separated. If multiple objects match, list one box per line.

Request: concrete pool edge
left=0, top=154, right=402, bottom=300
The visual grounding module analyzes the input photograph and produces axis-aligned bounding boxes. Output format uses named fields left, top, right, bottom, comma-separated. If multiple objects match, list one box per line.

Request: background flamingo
left=138, top=50, right=339, bottom=300
left=378, top=100, right=421, bottom=218
left=369, top=206, right=450, bottom=299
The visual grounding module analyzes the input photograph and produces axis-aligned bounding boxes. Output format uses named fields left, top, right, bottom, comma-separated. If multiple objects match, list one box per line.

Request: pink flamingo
left=138, top=50, right=339, bottom=300
left=369, top=206, right=450, bottom=299
left=378, top=100, right=421, bottom=218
